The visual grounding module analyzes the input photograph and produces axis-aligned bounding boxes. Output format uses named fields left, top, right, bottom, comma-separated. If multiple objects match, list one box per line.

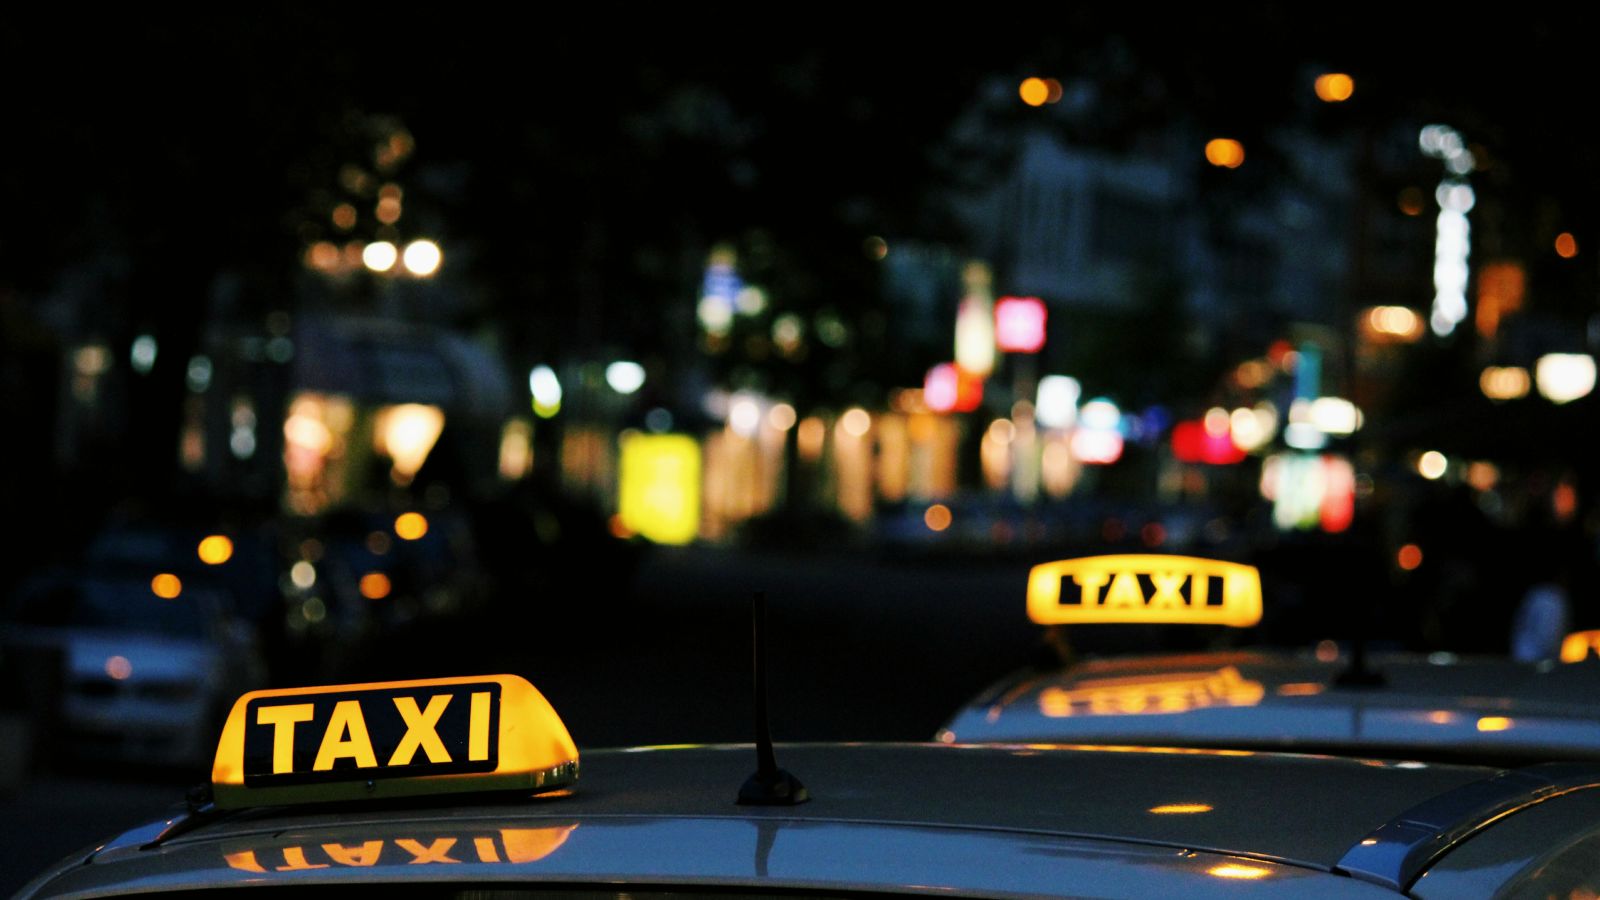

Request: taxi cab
left=17, top=640, right=1600, bottom=898
left=939, top=554, right=1600, bottom=765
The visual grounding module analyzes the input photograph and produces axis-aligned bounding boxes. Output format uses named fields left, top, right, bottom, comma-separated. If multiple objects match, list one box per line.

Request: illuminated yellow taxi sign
left=1027, top=555, right=1262, bottom=627
left=212, top=674, right=577, bottom=809
left=1562, top=630, right=1600, bottom=663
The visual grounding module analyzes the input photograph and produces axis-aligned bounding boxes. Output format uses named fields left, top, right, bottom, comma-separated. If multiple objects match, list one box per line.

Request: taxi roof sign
left=211, top=674, right=577, bottom=809
left=1027, top=555, right=1262, bottom=628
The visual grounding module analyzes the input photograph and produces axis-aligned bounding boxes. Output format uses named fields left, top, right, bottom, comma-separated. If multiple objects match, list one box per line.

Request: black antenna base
left=737, top=767, right=809, bottom=805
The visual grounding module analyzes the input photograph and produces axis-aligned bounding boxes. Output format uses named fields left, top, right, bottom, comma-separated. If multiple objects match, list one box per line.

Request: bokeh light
left=1205, top=139, right=1245, bottom=169
left=1313, top=73, right=1354, bottom=102
left=1019, top=77, right=1049, bottom=107
left=362, top=241, right=398, bottom=272
left=395, top=512, right=429, bottom=541
left=924, top=504, right=953, bottom=532
left=1556, top=232, right=1579, bottom=258
left=359, top=572, right=392, bottom=600
left=197, top=535, right=234, bottom=565
left=151, top=573, right=182, bottom=599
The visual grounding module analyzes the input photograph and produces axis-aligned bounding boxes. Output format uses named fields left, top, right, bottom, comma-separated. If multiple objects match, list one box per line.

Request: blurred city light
left=924, top=503, right=953, bottom=532
left=402, top=239, right=442, bottom=276
left=1035, top=376, right=1081, bottom=429
left=994, top=296, right=1047, bottom=353
left=1204, top=139, right=1245, bottom=169
left=151, top=573, right=182, bottom=599
left=186, top=355, right=213, bottom=393
left=1071, top=428, right=1123, bottom=465
left=955, top=295, right=996, bottom=377
left=395, top=512, right=429, bottom=541
left=359, top=572, right=392, bottom=600
left=105, top=656, right=132, bottom=681
left=768, top=403, right=797, bottom=431
left=1418, top=451, right=1449, bottom=480
left=1313, top=73, right=1354, bottom=102
left=1309, top=397, right=1361, bottom=435
left=1476, top=717, right=1513, bottom=732
left=840, top=408, right=872, bottom=438
left=618, top=433, right=701, bottom=545
left=1476, top=262, right=1526, bottom=338
left=1422, top=125, right=1473, bottom=336
left=728, top=396, right=762, bottom=437
left=797, top=417, right=826, bottom=460
left=290, top=560, right=317, bottom=589
left=1363, top=306, right=1424, bottom=342
left=331, top=203, right=357, bottom=230
left=1019, top=77, right=1050, bottom=107
left=1480, top=366, right=1531, bottom=401
left=1229, top=405, right=1276, bottom=453
left=499, top=419, right=533, bottom=481
left=130, top=334, right=157, bottom=374
left=197, top=535, right=234, bottom=565
left=362, top=240, right=399, bottom=272
left=1535, top=353, right=1597, bottom=403
left=1556, top=232, right=1579, bottom=259
left=529, top=365, right=562, bottom=418
left=1079, top=398, right=1120, bottom=432
left=1398, top=543, right=1424, bottom=570
left=1398, top=187, right=1426, bottom=216
left=606, top=361, right=646, bottom=394
left=864, top=236, right=889, bottom=260
left=374, top=403, right=445, bottom=485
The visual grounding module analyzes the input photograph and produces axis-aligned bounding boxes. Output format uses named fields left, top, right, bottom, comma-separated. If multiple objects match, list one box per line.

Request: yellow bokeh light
left=198, top=535, right=234, bottom=565
left=358, top=572, right=392, bottom=600
left=1313, top=72, right=1354, bottom=102
left=395, top=512, right=429, bottom=541
left=1019, top=77, right=1050, bottom=107
left=1556, top=232, right=1579, bottom=259
left=151, top=573, right=183, bottom=599
left=331, top=203, right=357, bottom=231
left=1207, top=864, right=1270, bottom=880
left=1205, top=139, right=1245, bottom=169
left=402, top=239, right=443, bottom=277
left=768, top=402, right=798, bottom=432
left=1476, top=716, right=1512, bottom=732
left=1149, top=804, right=1213, bottom=815
left=924, top=504, right=953, bottom=532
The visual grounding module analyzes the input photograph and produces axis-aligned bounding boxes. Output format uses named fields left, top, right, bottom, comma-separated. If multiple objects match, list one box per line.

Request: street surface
left=1, top=544, right=1038, bottom=894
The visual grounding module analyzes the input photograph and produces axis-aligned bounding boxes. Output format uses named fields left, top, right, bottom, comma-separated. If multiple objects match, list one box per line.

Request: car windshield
left=6, top=575, right=212, bottom=639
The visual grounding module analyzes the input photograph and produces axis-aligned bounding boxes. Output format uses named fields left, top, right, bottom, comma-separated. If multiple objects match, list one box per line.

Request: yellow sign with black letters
left=212, top=674, right=577, bottom=809
left=1027, top=555, right=1262, bottom=627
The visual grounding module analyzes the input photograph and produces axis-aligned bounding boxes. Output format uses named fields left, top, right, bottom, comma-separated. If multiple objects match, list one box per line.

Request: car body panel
left=1410, top=785, right=1600, bottom=899
left=939, top=651, right=1600, bottom=761
left=20, top=743, right=1502, bottom=898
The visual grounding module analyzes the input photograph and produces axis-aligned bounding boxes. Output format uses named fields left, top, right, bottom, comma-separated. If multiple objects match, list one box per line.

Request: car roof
left=939, top=650, right=1600, bottom=763
left=21, top=743, right=1528, bottom=898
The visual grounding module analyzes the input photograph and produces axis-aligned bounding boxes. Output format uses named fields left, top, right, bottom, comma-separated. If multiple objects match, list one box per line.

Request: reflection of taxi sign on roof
left=211, top=674, right=578, bottom=809
left=1026, top=555, right=1262, bottom=627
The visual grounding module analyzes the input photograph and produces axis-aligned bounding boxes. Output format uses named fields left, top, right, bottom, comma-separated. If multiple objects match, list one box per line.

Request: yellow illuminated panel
left=1149, top=804, right=1213, bottom=815
left=618, top=433, right=701, bottom=545
left=1561, top=630, right=1600, bottom=663
left=212, top=674, right=577, bottom=809
left=1027, top=555, right=1262, bottom=626
left=1039, top=667, right=1264, bottom=718
left=1476, top=717, right=1513, bottom=733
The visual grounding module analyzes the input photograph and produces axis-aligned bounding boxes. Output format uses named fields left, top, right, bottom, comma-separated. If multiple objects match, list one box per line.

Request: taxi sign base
left=738, top=767, right=808, bottom=806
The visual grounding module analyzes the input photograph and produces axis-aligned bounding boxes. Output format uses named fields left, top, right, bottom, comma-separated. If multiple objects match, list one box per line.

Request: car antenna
left=737, top=590, right=808, bottom=805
